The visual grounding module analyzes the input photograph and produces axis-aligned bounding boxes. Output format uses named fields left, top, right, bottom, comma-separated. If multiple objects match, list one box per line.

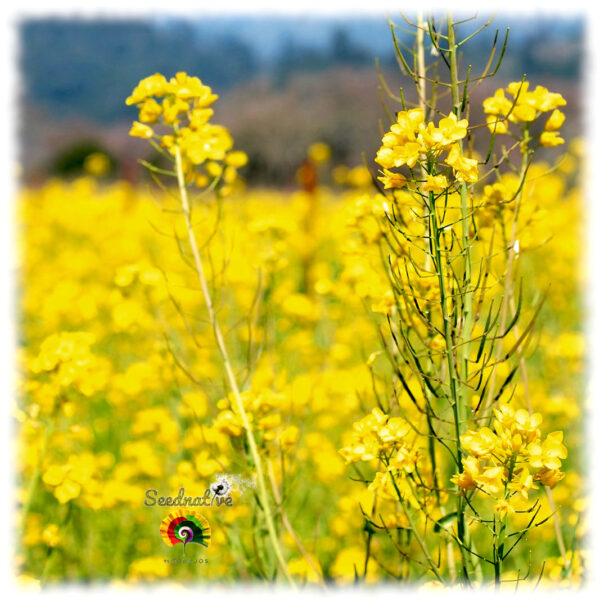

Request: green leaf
left=433, top=512, right=458, bottom=533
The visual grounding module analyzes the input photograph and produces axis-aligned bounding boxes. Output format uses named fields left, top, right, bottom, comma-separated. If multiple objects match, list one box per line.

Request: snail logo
left=160, top=509, right=211, bottom=556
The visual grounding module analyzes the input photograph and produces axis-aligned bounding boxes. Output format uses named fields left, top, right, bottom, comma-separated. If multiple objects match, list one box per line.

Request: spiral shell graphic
left=160, top=510, right=211, bottom=550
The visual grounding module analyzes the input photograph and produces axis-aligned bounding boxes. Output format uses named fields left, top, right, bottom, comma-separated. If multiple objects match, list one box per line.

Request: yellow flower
left=258, top=413, right=281, bottom=429
left=42, top=464, right=69, bottom=486
left=376, top=142, right=422, bottom=169
left=161, top=96, right=189, bottom=124
left=392, top=108, right=425, bottom=140
left=129, top=121, right=154, bottom=139
left=430, top=334, right=446, bottom=351
left=181, top=390, right=208, bottom=418
left=451, top=456, right=480, bottom=491
left=189, top=107, right=214, bottom=129
left=55, top=479, right=82, bottom=504
left=476, top=466, right=505, bottom=496
left=374, top=147, right=394, bottom=169
left=378, top=169, right=407, bottom=189
left=534, top=467, right=565, bottom=489
left=423, top=174, right=449, bottom=194
left=330, top=546, right=368, bottom=583
left=371, top=290, right=396, bottom=315
left=446, top=145, right=478, bottom=183
left=540, top=131, right=565, bottom=147
left=30, top=331, right=95, bottom=373
left=160, top=134, right=174, bottom=150
left=483, top=181, right=511, bottom=205
left=434, top=112, right=469, bottom=148
left=287, top=555, right=323, bottom=584
left=368, top=470, right=396, bottom=498
left=513, top=409, right=543, bottom=440
left=169, top=71, right=218, bottom=105
left=127, top=556, right=170, bottom=582
left=504, top=81, right=566, bottom=123
left=42, top=524, right=60, bottom=547
left=353, top=408, right=388, bottom=436
left=379, top=511, right=410, bottom=530
left=83, top=152, right=110, bottom=176
left=545, top=109, right=566, bottom=131
left=494, top=498, right=515, bottom=519
left=378, top=417, right=411, bottom=447
left=507, top=467, right=537, bottom=499
left=387, top=445, right=417, bottom=472
left=347, top=165, right=372, bottom=188
left=279, top=425, right=299, bottom=449
left=214, top=410, right=245, bottom=437
left=138, top=98, right=162, bottom=123
left=506, top=81, right=529, bottom=98
left=339, top=436, right=380, bottom=464
left=22, top=515, right=43, bottom=546
left=527, top=431, right=568, bottom=470
left=195, top=173, right=210, bottom=187
left=486, top=115, right=508, bottom=134
left=527, top=85, right=566, bottom=112
left=493, top=403, right=542, bottom=445
left=42, top=453, right=100, bottom=504
left=180, top=125, right=233, bottom=164
left=125, top=73, right=169, bottom=105
left=461, top=427, right=497, bottom=457
left=510, top=103, right=537, bottom=123
left=483, top=88, right=512, bottom=116
left=125, top=72, right=242, bottom=190
left=226, top=150, right=249, bottom=168
left=308, top=142, right=331, bottom=164
left=206, top=161, right=223, bottom=177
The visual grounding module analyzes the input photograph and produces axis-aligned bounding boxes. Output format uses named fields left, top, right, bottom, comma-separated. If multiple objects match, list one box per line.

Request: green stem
left=429, top=193, right=461, bottom=457
left=446, top=15, right=480, bottom=582
left=495, top=515, right=507, bottom=588
left=388, top=470, right=445, bottom=583
left=429, top=190, right=471, bottom=583
left=495, top=456, right=516, bottom=588
left=172, top=137, right=294, bottom=587
left=41, top=502, right=72, bottom=585
left=447, top=13, right=472, bottom=428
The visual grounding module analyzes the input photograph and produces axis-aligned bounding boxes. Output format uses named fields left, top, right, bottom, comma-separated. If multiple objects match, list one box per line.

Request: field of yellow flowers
left=14, top=15, right=588, bottom=591
left=16, top=145, right=585, bottom=588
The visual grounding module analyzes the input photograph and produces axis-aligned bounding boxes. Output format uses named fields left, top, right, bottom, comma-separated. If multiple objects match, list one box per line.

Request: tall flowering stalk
left=341, top=14, right=570, bottom=587
left=125, top=73, right=294, bottom=585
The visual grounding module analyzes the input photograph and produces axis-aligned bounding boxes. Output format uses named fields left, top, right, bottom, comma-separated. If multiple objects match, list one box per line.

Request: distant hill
left=18, top=15, right=584, bottom=185
left=20, top=15, right=583, bottom=124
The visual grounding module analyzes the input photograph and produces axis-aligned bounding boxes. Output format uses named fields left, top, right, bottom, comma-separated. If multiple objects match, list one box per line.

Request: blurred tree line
left=19, top=16, right=583, bottom=185
left=21, top=17, right=582, bottom=124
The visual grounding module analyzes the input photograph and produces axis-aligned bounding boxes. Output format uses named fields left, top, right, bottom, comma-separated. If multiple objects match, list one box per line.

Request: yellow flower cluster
left=16, top=139, right=584, bottom=584
left=26, top=331, right=109, bottom=404
left=127, top=556, right=170, bottom=582
left=375, top=108, right=478, bottom=189
left=213, top=388, right=299, bottom=452
left=126, top=72, right=247, bottom=190
left=483, top=81, right=567, bottom=147
left=452, top=403, right=567, bottom=516
left=339, top=408, right=417, bottom=469
left=42, top=453, right=103, bottom=506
